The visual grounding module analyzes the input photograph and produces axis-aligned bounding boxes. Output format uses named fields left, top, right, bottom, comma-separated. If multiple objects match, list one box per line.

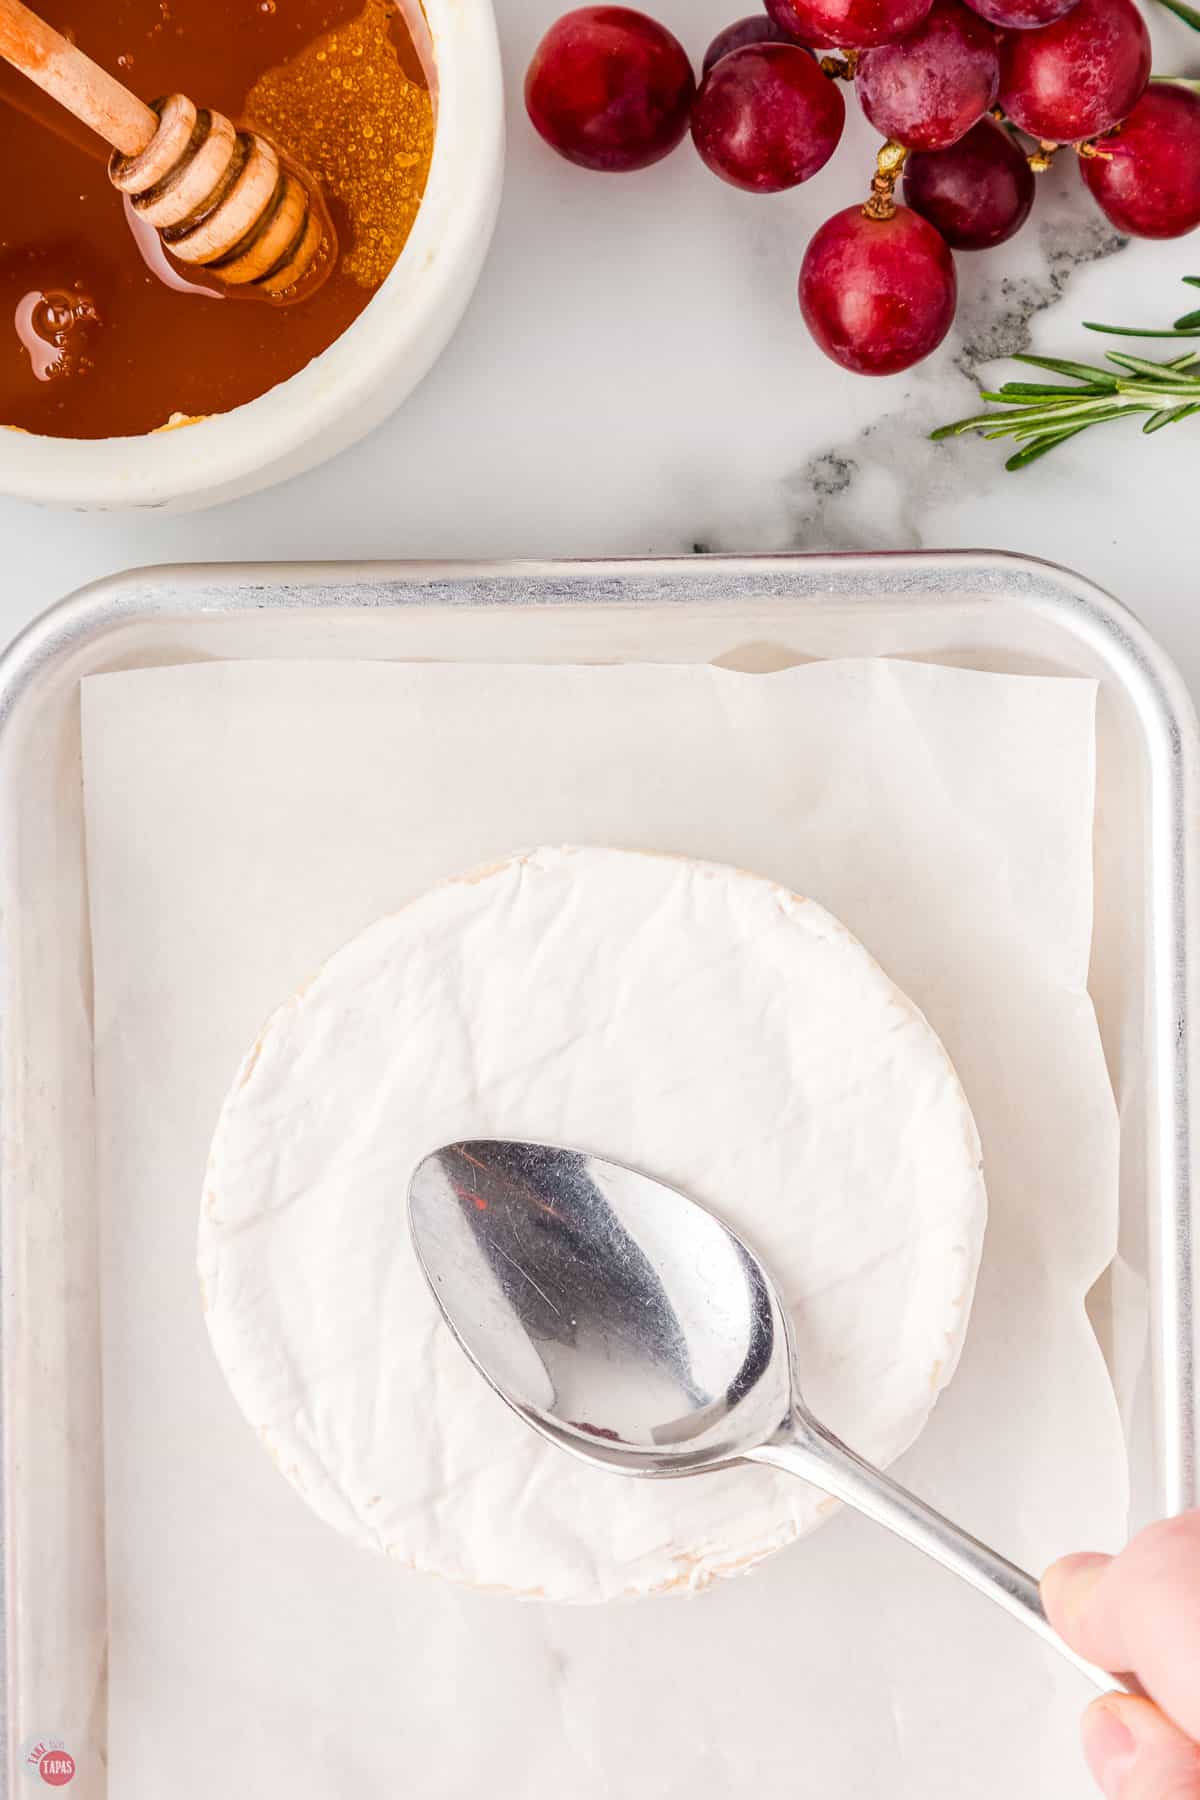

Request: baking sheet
left=81, top=654, right=1127, bottom=1800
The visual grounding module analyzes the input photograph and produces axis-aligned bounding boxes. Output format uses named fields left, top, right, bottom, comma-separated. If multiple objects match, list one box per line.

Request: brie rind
left=200, top=847, right=986, bottom=1602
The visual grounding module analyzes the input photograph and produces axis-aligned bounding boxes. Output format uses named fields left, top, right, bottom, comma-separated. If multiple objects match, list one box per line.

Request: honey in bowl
left=0, top=0, right=434, bottom=439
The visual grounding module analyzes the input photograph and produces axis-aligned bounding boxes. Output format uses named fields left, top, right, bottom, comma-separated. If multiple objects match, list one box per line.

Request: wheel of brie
left=200, top=847, right=986, bottom=1603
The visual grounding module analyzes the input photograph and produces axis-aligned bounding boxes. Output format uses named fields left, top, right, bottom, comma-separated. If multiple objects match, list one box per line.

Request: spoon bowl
left=410, top=1139, right=1129, bottom=1693
left=408, top=1138, right=794, bottom=1475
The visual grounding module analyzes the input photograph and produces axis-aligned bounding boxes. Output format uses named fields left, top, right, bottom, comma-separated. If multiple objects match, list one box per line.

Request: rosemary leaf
left=1154, top=0, right=1200, bottom=31
left=1011, top=352, right=1121, bottom=386
left=1005, top=426, right=1096, bottom=470
left=929, top=415, right=1003, bottom=439
left=1006, top=404, right=1141, bottom=438
left=1085, top=320, right=1200, bottom=338
left=1143, top=401, right=1200, bottom=432
left=990, top=381, right=1118, bottom=398
left=1104, top=347, right=1200, bottom=379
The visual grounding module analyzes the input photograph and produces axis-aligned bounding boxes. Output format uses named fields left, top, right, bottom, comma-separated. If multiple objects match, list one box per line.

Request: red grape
left=855, top=0, right=998, bottom=151
left=525, top=6, right=696, bottom=171
left=766, top=0, right=934, bottom=51
left=703, top=15, right=810, bottom=73
left=959, top=0, right=1077, bottom=31
left=691, top=44, right=845, bottom=190
left=1081, top=85, right=1200, bottom=239
left=904, top=117, right=1034, bottom=247
left=997, top=0, right=1150, bottom=144
left=799, top=203, right=957, bottom=373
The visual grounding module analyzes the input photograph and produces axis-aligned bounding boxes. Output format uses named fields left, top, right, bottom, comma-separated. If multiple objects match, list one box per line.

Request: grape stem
left=1027, top=139, right=1059, bottom=170
left=862, top=139, right=908, bottom=221
left=985, top=112, right=1115, bottom=171
left=819, top=49, right=859, bottom=78
left=932, top=277, right=1200, bottom=469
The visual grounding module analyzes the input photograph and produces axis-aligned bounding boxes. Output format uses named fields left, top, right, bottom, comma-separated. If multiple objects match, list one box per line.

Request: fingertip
left=1082, top=1696, right=1200, bottom=1800
left=1042, top=1551, right=1111, bottom=1640
left=1081, top=1699, right=1136, bottom=1798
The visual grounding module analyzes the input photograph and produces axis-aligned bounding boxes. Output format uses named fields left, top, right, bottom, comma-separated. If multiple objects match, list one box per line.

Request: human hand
left=1043, top=1513, right=1200, bottom=1798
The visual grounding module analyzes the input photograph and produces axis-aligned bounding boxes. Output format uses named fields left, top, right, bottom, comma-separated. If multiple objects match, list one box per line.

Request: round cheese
left=200, top=847, right=986, bottom=1602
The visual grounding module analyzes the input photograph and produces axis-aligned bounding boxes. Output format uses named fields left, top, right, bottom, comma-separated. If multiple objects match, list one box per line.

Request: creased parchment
left=82, top=657, right=1125, bottom=1800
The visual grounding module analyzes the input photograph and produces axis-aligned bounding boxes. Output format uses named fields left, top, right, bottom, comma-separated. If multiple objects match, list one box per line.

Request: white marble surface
left=1, top=5, right=1198, bottom=666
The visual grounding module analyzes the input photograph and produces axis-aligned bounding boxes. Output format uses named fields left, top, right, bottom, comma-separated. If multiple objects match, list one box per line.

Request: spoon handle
left=750, top=1427, right=1136, bottom=1695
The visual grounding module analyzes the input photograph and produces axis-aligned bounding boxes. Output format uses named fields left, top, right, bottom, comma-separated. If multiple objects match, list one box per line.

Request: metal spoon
left=409, top=1138, right=1130, bottom=1693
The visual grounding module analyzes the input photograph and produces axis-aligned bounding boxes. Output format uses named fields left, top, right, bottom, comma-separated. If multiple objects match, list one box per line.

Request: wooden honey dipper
left=0, top=0, right=335, bottom=298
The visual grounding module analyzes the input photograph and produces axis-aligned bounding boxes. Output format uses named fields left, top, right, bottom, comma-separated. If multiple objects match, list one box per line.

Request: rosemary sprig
left=1155, top=0, right=1200, bottom=30
left=933, top=277, right=1200, bottom=470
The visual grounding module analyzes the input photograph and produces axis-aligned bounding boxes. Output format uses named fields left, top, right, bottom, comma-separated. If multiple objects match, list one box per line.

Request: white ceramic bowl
left=0, top=0, right=504, bottom=512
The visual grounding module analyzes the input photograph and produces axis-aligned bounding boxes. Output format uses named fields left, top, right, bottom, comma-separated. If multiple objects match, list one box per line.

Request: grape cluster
left=524, top=1, right=1200, bottom=375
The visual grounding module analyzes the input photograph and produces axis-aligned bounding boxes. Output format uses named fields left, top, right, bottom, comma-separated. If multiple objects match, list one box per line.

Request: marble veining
left=767, top=184, right=1135, bottom=554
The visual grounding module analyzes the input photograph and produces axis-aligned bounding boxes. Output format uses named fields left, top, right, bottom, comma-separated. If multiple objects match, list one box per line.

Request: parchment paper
left=81, top=657, right=1126, bottom=1800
